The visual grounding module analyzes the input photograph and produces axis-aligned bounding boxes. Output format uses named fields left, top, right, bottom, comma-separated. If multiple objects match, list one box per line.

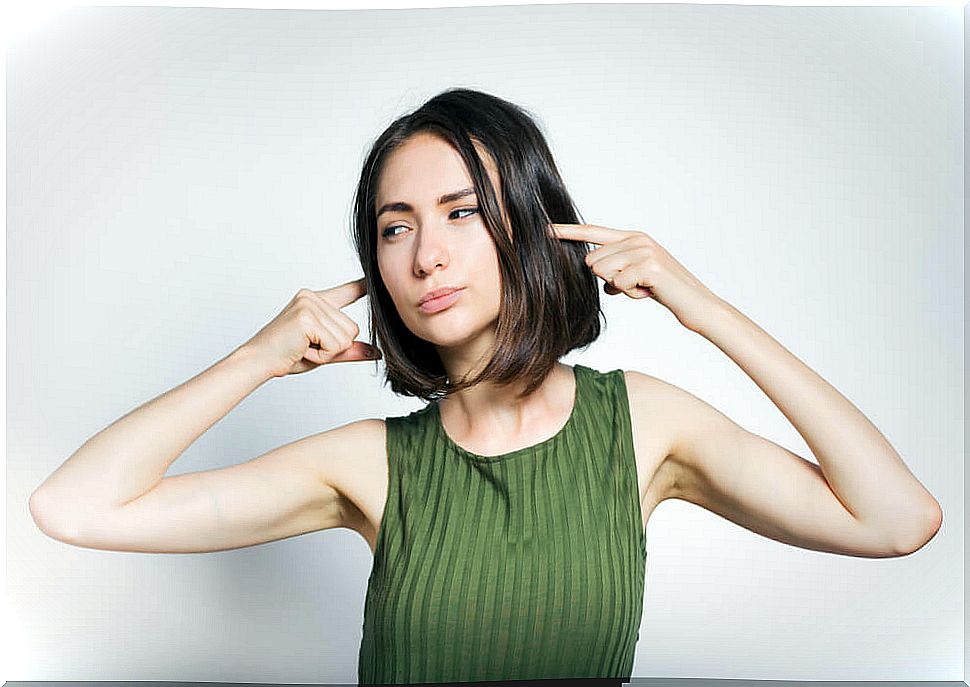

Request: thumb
left=327, top=341, right=382, bottom=363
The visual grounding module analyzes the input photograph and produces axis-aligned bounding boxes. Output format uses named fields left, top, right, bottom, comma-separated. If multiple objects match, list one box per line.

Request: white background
left=5, top=1, right=963, bottom=682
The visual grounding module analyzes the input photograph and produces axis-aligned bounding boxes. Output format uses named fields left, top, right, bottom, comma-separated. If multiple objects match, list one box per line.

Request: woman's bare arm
left=30, top=346, right=273, bottom=531
left=29, top=281, right=382, bottom=552
left=31, top=414, right=383, bottom=554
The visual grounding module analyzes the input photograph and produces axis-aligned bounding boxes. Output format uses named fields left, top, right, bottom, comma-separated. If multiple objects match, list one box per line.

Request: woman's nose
left=413, top=226, right=450, bottom=275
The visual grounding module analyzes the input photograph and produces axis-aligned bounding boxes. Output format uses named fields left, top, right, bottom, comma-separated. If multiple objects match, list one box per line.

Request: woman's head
left=351, top=88, right=603, bottom=401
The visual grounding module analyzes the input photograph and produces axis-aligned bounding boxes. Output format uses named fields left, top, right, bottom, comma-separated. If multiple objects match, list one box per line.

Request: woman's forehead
left=376, top=135, right=501, bottom=207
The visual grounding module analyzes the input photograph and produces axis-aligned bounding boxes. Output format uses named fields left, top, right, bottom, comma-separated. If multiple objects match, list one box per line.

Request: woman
left=29, top=88, right=942, bottom=686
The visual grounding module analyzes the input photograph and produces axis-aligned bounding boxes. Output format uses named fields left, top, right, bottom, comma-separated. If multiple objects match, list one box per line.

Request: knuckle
left=296, top=310, right=316, bottom=328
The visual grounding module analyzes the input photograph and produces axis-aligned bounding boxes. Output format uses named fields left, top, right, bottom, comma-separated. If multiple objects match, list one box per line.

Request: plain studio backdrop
left=6, top=3, right=962, bottom=682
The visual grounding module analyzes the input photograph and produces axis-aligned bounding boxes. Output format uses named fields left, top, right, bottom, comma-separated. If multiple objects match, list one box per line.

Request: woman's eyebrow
left=376, top=187, right=477, bottom=218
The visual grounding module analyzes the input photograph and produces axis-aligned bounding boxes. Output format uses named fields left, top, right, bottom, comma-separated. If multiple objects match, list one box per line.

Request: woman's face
left=375, top=132, right=505, bottom=349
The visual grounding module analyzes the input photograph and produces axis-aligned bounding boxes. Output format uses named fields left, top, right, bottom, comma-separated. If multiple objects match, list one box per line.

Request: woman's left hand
left=548, top=222, right=723, bottom=332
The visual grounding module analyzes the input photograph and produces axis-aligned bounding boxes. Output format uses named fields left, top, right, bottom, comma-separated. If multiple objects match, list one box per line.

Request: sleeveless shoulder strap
left=370, top=404, right=435, bottom=573
left=574, top=364, right=646, bottom=558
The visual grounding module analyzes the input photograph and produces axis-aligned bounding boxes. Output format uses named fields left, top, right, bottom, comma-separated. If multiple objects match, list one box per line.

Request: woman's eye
left=451, top=207, right=479, bottom=220
left=380, top=207, right=479, bottom=240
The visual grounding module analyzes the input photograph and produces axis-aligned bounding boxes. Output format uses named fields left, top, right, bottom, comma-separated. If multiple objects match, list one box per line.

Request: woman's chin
left=424, top=333, right=475, bottom=349
left=403, top=309, right=500, bottom=350
left=418, top=325, right=492, bottom=350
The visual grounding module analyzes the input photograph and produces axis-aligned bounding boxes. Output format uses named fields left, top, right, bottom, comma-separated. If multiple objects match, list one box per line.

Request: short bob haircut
left=351, top=88, right=604, bottom=402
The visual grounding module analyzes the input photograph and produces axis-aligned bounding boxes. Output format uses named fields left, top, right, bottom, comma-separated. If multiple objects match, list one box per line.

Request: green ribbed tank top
left=358, top=364, right=647, bottom=685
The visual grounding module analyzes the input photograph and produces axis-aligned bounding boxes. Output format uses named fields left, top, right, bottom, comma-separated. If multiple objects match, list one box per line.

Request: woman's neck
left=436, top=362, right=575, bottom=442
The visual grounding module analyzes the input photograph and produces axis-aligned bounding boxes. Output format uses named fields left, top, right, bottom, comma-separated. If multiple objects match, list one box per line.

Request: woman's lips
left=418, top=288, right=465, bottom=314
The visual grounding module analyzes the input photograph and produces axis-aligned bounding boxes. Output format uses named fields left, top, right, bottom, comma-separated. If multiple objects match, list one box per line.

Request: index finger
left=547, top=223, right=622, bottom=246
left=322, top=277, right=369, bottom=308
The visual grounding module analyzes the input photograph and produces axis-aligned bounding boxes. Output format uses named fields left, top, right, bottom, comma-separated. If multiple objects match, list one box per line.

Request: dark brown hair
left=351, top=88, right=604, bottom=402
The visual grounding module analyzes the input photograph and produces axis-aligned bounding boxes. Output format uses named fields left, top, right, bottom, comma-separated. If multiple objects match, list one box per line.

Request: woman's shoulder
left=382, top=402, right=438, bottom=445
left=572, top=363, right=639, bottom=401
left=619, top=368, right=690, bottom=430
left=576, top=364, right=675, bottom=433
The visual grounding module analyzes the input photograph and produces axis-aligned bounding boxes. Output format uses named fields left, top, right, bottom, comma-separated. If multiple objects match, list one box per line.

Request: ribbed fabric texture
left=358, top=364, right=647, bottom=685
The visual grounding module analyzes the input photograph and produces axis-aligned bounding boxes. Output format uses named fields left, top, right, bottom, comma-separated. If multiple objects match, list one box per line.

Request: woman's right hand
left=239, top=278, right=381, bottom=379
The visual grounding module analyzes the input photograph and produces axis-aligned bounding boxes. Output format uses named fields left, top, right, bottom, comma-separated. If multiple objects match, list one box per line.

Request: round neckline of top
left=431, top=364, right=585, bottom=463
